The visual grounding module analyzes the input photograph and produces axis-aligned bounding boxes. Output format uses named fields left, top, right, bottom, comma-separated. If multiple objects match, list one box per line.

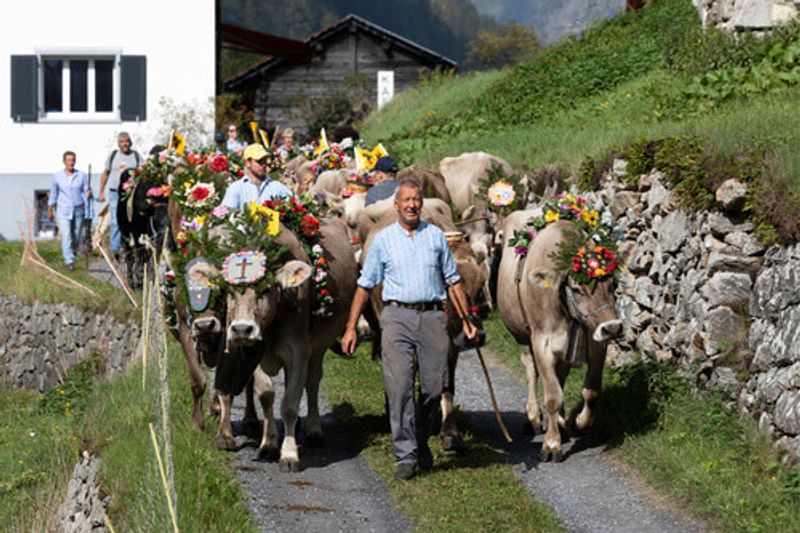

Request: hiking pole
left=448, top=288, right=513, bottom=444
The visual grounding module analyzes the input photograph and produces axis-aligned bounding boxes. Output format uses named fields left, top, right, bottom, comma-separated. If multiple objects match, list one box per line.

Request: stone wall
left=575, top=163, right=799, bottom=463
left=57, top=452, right=110, bottom=533
left=0, top=295, right=140, bottom=393
left=694, top=0, right=798, bottom=31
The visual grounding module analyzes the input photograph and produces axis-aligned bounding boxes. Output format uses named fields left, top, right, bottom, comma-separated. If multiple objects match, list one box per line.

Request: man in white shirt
left=221, top=144, right=292, bottom=209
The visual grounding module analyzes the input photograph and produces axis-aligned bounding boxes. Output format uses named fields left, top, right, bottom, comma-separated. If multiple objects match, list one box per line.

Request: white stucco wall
left=0, top=0, right=215, bottom=239
left=0, top=0, right=215, bottom=175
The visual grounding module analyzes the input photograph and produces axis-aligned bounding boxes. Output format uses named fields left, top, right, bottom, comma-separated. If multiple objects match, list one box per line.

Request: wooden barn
left=222, top=14, right=457, bottom=138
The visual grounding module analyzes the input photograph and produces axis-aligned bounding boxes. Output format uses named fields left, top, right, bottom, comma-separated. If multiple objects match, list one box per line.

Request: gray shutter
left=10, top=55, right=38, bottom=122
left=120, top=55, right=146, bottom=121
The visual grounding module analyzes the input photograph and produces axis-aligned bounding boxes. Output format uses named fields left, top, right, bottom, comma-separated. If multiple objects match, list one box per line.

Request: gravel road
left=221, top=369, right=411, bottom=533
left=452, top=349, right=703, bottom=533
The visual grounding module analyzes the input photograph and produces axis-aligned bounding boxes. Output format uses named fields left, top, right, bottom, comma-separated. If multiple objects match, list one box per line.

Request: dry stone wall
left=560, top=163, right=799, bottom=463
left=694, top=0, right=798, bottom=30
left=0, top=295, right=140, bottom=392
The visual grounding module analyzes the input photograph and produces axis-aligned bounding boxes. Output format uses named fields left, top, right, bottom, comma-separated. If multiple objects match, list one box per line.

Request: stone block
left=715, top=178, right=748, bottom=212
left=701, top=271, right=752, bottom=307
left=658, top=210, right=690, bottom=253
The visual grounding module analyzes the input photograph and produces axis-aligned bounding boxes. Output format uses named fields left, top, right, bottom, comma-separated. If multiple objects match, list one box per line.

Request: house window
left=40, top=56, right=119, bottom=121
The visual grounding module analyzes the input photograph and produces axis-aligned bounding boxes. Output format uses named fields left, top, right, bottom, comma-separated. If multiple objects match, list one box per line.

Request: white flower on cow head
left=487, top=180, right=515, bottom=207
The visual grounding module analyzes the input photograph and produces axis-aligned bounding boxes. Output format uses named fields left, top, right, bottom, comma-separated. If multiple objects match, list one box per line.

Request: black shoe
left=417, top=446, right=433, bottom=471
left=394, top=462, right=416, bottom=480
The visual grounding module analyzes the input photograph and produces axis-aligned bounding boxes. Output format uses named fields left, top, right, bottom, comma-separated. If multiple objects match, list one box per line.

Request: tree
left=466, top=21, right=541, bottom=69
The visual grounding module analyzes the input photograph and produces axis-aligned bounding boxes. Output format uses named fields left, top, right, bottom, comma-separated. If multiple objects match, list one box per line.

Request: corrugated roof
left=224, top=14, right=458, bottom=90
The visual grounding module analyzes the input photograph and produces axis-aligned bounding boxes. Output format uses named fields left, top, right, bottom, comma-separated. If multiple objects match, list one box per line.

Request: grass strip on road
left=322, top=343, right=564, bottom=532
left=482, top=313, right=800, bottom=532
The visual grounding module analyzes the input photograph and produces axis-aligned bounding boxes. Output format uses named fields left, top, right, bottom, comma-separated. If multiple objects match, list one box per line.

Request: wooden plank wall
left=250, top=30, right=437, bottom=138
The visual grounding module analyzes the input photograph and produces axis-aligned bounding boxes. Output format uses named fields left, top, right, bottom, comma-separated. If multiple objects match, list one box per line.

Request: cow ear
left=528, top=267, right=561, bottom=291
left=276, top=260, right=313, bottom=289
left=460, top=205, right=475, bottom=222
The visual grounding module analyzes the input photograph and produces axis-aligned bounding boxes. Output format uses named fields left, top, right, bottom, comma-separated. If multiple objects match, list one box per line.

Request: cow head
left=226, top=260, right=313, bottom=346
left=563, top=276, right=622, bottom=342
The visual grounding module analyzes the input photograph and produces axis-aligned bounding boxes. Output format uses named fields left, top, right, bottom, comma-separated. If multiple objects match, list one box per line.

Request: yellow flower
left=544, top=210, right=560, bottom=223
left=595, top=268, right=607, bottom=277
left=248, top=201, right=269, bottom=220
left=183, top=181, right=193, bottom=190
left=196, top=215, right=207, bottom=227
left=582, top=209, right=599, bottom=228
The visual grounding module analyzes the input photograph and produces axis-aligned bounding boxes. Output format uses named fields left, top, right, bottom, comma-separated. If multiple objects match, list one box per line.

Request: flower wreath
left=342, top=171, right=375, bottom=197
left=318, top=146, right=348, bottom=171
left=476, top=162, right=524, bottom=216
left=549, top=227, right=620, bottom=287
left=120, top=150, right=180, bottom=203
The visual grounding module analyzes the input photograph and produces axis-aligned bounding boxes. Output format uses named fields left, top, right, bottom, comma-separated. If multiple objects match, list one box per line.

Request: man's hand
left=98, top=191, right=105, bottom=203
left=340, top=327, right=358, bottom=358
left=462, top=318, right=479, bottom=342
left=47, top=206, right=54, bottom=221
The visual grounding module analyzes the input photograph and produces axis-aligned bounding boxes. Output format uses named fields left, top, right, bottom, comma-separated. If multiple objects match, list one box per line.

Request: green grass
left=0, top=240, right=138, bottom=321
left=482, top=314, right=800, bottom=532
left=322, top=344, right=564, bottom=532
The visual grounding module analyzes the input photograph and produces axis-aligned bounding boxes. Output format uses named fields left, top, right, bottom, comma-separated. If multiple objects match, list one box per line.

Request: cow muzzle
left=228, top=320, right=261, bottom=345
left=593, top=319, right=623, bottom=342
left=192, top=316, right=221, bottom=337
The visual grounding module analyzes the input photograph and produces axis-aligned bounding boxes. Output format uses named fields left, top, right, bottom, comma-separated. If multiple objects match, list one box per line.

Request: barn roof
left=224, top=14, right=458, bottom=90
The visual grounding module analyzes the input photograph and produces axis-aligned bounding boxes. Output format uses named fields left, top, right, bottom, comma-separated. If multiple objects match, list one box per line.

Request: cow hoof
left=191, top=414, right=205, bottom=431
left=442, top=434, right=466, bottom=454
left=256, top=447, right=279, bottom=462
left=304, top=432, right=325, bottom=448
left=539, top=449, right=563, bottom=463
left=279, top=458, right=300, bottom=473
left=215, top=435, right=237, bottom=451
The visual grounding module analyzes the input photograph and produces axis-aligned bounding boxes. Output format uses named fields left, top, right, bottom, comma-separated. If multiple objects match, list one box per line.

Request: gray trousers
left=380, top=305, right=449, bottom=465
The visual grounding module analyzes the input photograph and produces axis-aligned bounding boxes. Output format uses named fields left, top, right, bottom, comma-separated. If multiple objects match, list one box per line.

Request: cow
left=188, top=217, right=357, bottom=471
left=497, top=212, right=622, bottom=461
left=117, top=169, right=170, bottom=289
left=357, top=198, right=488, bottom=452
left=397, top=165, right=452, bottom=204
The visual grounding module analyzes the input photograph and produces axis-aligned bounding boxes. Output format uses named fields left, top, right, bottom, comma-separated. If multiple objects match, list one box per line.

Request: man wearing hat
left=365, top=156, right=399, bottom=206
left=222, top=144, right=292, bottom=210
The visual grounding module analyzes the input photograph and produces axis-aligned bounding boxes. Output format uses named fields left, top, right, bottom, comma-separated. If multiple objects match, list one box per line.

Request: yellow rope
left=103, top=515, right=116, bottom=533
left=141, top=261, right=151, bottom=390
left=148, top=423, right=179, bottom=533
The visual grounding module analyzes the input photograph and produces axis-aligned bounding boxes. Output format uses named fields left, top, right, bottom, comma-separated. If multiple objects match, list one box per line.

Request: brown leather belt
left=386, top=300, right=445, bottom=312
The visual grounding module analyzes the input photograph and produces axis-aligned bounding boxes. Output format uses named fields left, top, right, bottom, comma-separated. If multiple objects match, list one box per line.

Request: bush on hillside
left=466, top=21, right=541, bottom=69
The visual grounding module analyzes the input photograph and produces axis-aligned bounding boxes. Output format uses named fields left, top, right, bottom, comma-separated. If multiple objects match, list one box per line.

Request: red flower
left=351, top=236, right=361, bottom=244
left=210, top=154, right=229, bottom=173
left=291, top=196, right=306, bottom=213
left=320, top=289, right=329, bottom=296
left=301, top=214, right=320, bottom=237
left=191, top=186, right=210, bottom=201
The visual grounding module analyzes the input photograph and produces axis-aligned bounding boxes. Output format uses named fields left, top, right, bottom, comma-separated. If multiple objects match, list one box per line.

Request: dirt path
left=453, top=349, right=703, bottom=533
left=221, top=371, right=411, bottom=533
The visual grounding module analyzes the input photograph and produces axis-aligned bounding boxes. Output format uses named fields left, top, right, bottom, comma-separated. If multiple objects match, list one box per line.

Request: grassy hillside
left=362, top=0, right=800, bottom=213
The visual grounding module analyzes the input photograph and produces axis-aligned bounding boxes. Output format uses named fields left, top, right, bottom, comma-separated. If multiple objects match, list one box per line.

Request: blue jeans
left=108, top=190, right=121, bottom=253
left=56, top=207, right=85, bottom=266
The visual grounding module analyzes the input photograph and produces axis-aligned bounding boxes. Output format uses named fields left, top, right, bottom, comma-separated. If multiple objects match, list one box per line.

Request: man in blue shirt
left=342, top=178, right=477, bottom=480
left=221, top=144, right=292, bottom=210
left=365, top=156, right=399, bottom=207
left=48, top=151, right=92, bottom=270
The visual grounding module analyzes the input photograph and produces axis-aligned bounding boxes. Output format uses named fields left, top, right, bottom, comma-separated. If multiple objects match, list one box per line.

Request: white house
left=0, top=0, right=215, bottom=240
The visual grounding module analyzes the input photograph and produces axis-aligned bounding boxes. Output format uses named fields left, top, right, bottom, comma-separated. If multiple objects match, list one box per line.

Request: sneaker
left=417, top=445, right=433, bottom=471
left=394, top=462, right=416, bottom=481
left=65, top=263, right=74, bottom=271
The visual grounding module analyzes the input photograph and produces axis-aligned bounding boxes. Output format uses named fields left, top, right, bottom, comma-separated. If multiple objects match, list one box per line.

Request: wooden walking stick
left=448, top=287, right=513, bottom=444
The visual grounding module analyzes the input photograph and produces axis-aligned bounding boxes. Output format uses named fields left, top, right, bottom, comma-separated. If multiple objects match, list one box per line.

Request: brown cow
left=190, top=217, right=356, bottom=471
left=497, top=212, right=622, bottom=461
left=357, top=198, right=488, bottom=452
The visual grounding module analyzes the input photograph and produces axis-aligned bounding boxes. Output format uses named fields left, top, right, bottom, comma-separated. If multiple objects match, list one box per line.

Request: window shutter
left=120, top=55, right=146, bottom=121
left=10, top=55, right=38, bottom=122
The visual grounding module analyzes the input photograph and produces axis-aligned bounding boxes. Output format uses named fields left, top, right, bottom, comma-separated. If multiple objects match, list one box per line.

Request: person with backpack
left=98, top=132, right=142, bottom=258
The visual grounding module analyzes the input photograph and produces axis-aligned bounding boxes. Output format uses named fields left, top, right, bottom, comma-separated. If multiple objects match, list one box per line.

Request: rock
left=705, top=212, right=753, bottom=237
left=609, top=191, right=641, bottom=219
left=715, top=178, right=748, bottom=212
left=633, top=277, right=657, bottom=308
left=705, top=306, right=746, bottom=351
left=706, top=251, right=761, bottom=275
left=658, top=211, right=690, bottom=253
left=774, top=389, right=800, bottom=435
left=758, top=412, right=774, bottom=436
left=637, top=326, right=663, bottom=358
left=704, top=234, right=737, bottom=254
left=755, top=363, right=800, bottom=405
left=708, top=366, right=742, bottom=398
left=724, top=231, right=765, bottom=256
left=644, top=180, right=668, bottom=215
left=638, top=169, right=664, bottom=191
left=612, top=158, right=629, bottom=180
left=701, top=272, right=752, bottom=308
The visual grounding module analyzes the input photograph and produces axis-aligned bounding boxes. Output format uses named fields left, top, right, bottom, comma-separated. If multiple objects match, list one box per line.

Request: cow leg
left=280, top=347, right=308, bottom=473
left=556, top=361, right=570, bottom=429
left=254, top=366, right=279, bottom=460
left=241, top=376, right=261, bottom=438
left=214, top=391, right=237, bottom=450
left=535, top=337, right=564, bottom=462
left=176, top=313, right=206, bottom=429
left=520, top=344, right=542, bottom=434
left=209, top=390, right=221, bottom=417
left=441, top=344, right=465, bottom=453
left=304, top=351, right=325, bottom=448
left=576, top=338, right=605, bottom=432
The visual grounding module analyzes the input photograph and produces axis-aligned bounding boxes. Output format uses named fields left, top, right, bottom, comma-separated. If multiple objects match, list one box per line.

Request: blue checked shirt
left=221, top=176, right=292, bottom=210
left=49, top=169, right=91, bottom=220
left=358, top=221, right=461, bottom=303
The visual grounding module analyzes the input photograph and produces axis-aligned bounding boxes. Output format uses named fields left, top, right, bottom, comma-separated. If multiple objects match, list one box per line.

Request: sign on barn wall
left=377, top=70, right=395, bottom=110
